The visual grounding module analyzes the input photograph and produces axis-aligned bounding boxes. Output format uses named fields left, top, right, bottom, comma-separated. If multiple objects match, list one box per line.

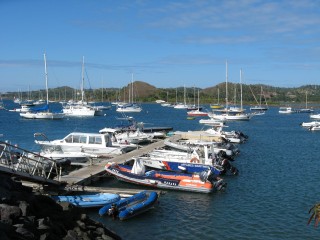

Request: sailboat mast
left=306, top=91, right=308, bottom=108
left=101, top=78, right=104, bottom=103
left=184, top=85, right=186, bottom=105
left=259, top=86, right=262, bottom=107
left=240, top=68, right=243, bottom=110
left=81, top=56, right=85, bottom=102
left=225, top=61, right=228, bottom=111
left=193, top=86, right=196, bottom=106
left=197, top=89, right=200, bottom=109
left=131, top=73, right=134, bottom=103
left=175, top=88, right=177, bottom=104
left=44, top=53, right=49, bottom=105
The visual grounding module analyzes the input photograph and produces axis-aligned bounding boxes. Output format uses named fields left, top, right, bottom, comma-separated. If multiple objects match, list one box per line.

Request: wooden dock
left=22, top=181, right=165, bottom=198
left=57, top=135, right=181, bottom=186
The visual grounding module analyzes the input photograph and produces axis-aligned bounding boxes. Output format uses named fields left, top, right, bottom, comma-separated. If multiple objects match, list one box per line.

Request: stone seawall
left=0, top=174, right=121, bottom=240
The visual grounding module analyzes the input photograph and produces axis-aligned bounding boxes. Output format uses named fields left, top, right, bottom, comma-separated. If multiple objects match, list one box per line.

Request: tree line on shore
left=3, top=81, right=320, bottom=106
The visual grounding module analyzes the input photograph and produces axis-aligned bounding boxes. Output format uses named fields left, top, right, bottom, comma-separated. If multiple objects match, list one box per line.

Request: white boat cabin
left=35, top=132, right=125, bottom=157
left=63, top=132, right=113, bottom=147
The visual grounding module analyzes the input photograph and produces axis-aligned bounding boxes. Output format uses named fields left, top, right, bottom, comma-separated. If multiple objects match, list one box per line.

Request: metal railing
left=0, top=140, right=62, bottom=185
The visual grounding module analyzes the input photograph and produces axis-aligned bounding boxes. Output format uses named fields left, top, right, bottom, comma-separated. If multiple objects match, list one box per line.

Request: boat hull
left=105, top=163, right=220, bottom=193
left=99, top=190, right=159, bottom=220
left=20, top=112, right=64, bottom=119
left=62, top=106, right=96, bottom=116
left=52, top=193, right=121, bottom=208
left=141, top=158, right=222, bottom=175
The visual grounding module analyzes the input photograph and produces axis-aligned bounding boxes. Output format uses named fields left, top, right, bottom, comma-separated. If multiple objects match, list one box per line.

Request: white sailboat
left=20, top=53, right=64, bottom=120
left=174, top=85, right=190, bottom=109
left=250, top=86, right=268, bottom=111
left=62, top=57, right=97, bottom=116
left=298, top=91, right=314, bottom=113
left=116, top=73, right=142, bottom=113
left=212, top=63, right=250, bottom=121
left=161, top=91, right=173, bottom=107
left=187, top=90, right=208, bottom=117
left=210, top=88, right=224, bottom=109
left=13, top=89, right=22, bottom=104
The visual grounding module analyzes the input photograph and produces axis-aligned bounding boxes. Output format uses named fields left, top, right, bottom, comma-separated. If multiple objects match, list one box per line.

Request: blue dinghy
left=52, top=193, right=121, bottom=208
left=99, top=190, right=159, bottom=220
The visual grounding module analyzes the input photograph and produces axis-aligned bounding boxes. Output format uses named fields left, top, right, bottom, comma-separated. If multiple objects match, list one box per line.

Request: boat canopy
left=33, top=104, right=49, bottom=112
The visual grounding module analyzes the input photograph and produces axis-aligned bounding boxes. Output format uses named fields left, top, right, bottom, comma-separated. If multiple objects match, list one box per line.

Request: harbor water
left=1, top=101, right=319, bottom=239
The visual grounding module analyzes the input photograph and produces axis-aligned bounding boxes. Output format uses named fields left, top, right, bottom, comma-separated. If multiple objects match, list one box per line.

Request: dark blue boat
left=99, top=190, right=159, bottom=220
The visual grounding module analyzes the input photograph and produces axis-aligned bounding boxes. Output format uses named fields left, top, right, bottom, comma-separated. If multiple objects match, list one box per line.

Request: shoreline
left=0, top=173, right=122, bottom=240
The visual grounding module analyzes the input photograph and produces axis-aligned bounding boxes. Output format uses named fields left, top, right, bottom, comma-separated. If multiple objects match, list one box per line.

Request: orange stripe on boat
left=154, top=173, right=201, bottom=181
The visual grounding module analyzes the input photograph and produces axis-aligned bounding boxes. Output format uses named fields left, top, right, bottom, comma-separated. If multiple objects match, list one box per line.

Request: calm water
left=1, top=101, right=319, bottom=240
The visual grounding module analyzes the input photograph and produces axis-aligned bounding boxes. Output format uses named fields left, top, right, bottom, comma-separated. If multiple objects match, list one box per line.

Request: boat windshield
left=89, top=136, right=102, bottom=145
left=65, top=134, right=87, bottom=144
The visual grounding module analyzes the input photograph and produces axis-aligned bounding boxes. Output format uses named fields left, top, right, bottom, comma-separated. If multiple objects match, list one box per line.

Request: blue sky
left=1, top=0, right=320, bottom=92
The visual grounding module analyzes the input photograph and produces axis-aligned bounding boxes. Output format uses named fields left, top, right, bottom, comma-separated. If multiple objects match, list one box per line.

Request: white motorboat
left=300, top=121, right=320, bottom=128
left=138, top=146, right=238, bottom=175
left=116, top=103, right=142, bottom=113
left=99, top=127, right=154, bottom=144
left=279, top=107, right=295, bottom=114
left=204, top=126, right=248, bottom=143
left=141, top=149, right=211, bottom=168
left=250, top=106, right=268, bottom=111
left=34, top=132, right=135, bottom=158
left=9, top=105, right=31, bottom=112
left=175, top=125, right=248, bottom=144
left=164, top=139, right=239, bottom=158
left=161, top=102, right=173, bottom=107
left=310, top=113, right=320, bottom=120
left=309, top=126, right=320, bottom=131
left=199, top=118, right=225, bottom=127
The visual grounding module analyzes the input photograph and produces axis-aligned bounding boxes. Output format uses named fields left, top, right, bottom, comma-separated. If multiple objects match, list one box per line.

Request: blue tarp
left=33, top=104, right=49, bottom=112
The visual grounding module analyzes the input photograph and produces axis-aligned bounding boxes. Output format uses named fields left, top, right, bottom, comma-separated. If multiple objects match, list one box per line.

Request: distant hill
left=3, top=81, right=320, bottom=105
left=124, top=81, right=157, bottom=98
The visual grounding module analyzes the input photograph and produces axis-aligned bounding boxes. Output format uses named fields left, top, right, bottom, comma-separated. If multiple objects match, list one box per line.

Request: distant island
left=2, top=81, right=320, bottom=106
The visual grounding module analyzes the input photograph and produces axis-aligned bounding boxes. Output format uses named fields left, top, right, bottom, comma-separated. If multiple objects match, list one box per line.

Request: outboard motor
left=214, top=179, right=227, bottom=191
left=200, top=169, right=227, bottom=191
left=221, top=159, right=239, bottom=175
left=220, top=137, right=230, bottom=144
left=218, top=150, right=234, bottom=161
left=214, top=151, right=238, bottom=175
left=235, top=131, right=249, bottom=141
left=199, top=169, right=211, bottom=182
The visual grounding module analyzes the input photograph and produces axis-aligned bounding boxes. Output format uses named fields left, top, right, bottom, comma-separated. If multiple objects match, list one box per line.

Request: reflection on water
left=1, top=101, right=320, bottom=239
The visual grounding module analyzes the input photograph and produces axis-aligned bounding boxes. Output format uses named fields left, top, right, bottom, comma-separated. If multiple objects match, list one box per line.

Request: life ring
left=190, top=157, right=200, bottom=163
